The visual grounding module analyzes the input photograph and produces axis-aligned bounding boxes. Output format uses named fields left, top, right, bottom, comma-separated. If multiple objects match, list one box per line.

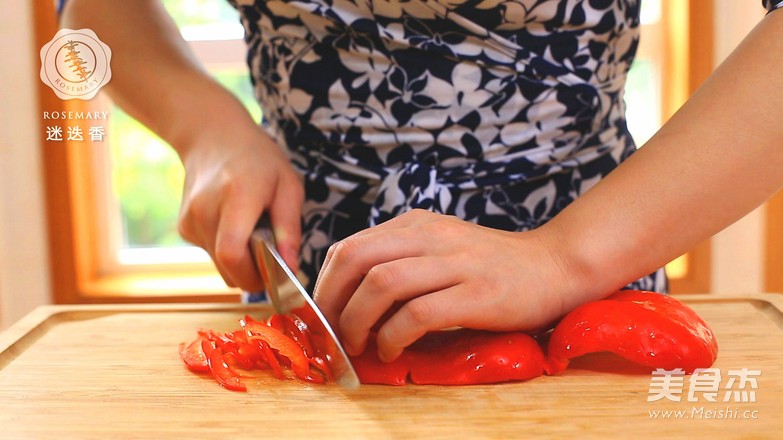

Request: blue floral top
left=230, top=0, right=781, bottom=293
left=228, top=0, right=677, bottom=293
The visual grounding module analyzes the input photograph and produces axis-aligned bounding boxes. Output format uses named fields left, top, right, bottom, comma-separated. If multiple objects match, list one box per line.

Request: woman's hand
left=313, top=209, right=580, bottom=363
left=177, top=123, right=304, bottom=292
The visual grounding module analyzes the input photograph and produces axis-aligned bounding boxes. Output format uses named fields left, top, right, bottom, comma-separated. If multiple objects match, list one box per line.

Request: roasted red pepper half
left=546, top=290, right=719, bottom=374
left=349, top=338, right=411, bottom=386
left=350, top=329, right=547, bottom=386
left=409, top=330, right=547, bottom=385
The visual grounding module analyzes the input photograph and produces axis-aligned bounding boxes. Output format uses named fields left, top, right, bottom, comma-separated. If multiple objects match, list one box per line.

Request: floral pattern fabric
left=228, top=0, right=670, bottom=297
left=764, top=0, right=783, bottom=12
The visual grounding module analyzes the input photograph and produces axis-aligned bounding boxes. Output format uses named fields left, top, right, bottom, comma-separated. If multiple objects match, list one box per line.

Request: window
left=38, top=0, right=247, bottom=302
left=39, top=0, right=714, bottom=304
left=95, top=0, right=257, bottom=275
left=625, top=0, right=714, bottom=293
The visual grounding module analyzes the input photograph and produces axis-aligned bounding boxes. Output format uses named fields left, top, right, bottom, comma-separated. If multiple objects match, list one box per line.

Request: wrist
left=532, top=218, right=622, bottom=315
left=162, top=78, right=258, bottom=161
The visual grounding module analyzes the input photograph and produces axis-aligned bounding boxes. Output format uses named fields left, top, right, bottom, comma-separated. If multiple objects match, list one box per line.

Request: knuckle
left=220, top=177, right=239, bottom=198
left=177, top=209, right=201, bottom=245
left=323, top=243, right=337, bottom=262
left=338, top=312, right=359, bottom=344
left=214, top=239, right=243, bottom=268
left=177, top=220, right=195, bottom=243
left=364, top=264, right=398, bottom=292
left=292, top=182, right=305, bottom=202
left=216, top=171, right=246, bottom=200
left=428, top=215, right=462, bottom=239
left=184, top=195, right=210, bottom=224
left=375, top=327, right=400, bottom=355
left=402, top=298, right=436, bottom=330
left=328, top=239, right=359, bottom=266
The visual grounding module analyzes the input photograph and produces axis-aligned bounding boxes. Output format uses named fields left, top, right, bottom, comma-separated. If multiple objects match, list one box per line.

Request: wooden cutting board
left=1, top=295, right=781, bottom=439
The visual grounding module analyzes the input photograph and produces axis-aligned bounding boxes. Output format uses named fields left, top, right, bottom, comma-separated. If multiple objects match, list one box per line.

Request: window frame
left=36, top=0, right=241, bottom=304
left=91, top=37, right=250, bottom=276
left=765, top=191, right=783, bottom=292
left=664, top=0, right=714, bottom=294
left=38, top=0, right=715, bottom=305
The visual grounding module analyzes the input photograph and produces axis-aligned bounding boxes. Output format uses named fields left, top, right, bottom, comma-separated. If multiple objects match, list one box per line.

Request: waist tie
left=289, top=139, right=616, bottom=228
left=295, top=147, right=538, bottom=227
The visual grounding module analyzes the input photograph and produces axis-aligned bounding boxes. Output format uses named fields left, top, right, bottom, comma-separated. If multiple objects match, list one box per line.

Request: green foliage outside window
left=161, top=0, right=239, bottom=27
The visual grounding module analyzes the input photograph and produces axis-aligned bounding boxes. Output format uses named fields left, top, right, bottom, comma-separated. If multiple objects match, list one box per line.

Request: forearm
left=60, top=0, right=254, bottom=156
left=547, top=10, right=783, bottom=305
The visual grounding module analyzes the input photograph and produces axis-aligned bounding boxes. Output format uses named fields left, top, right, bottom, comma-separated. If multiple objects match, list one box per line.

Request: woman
left=62, top=0, right=783, bottom=362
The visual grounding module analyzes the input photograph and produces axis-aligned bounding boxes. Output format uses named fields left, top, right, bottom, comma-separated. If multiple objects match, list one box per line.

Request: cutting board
left=1, top=295, right=782, bottom=439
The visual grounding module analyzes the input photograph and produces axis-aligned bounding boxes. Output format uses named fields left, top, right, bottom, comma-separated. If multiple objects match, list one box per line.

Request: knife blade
left=250, top=216, right=360, bottom=390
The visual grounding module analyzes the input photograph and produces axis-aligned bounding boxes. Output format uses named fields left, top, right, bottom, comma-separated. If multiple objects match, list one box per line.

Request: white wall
left=709, top=0, right=769, bottom=294
left=0, top=3, right=53, bottom=330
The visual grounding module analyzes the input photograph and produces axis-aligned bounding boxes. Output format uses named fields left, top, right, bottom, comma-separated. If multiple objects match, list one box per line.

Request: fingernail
left=343, top=341, right=357, bottom=356
left=378, top=348, right=398, bottom=363
left=282, top=246, right=299, bottom=272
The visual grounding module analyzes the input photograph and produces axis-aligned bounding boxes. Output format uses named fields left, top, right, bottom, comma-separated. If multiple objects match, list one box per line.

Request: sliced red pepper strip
left=201, top=339, right=246, bottom=391
left=222, top=350, right=254, bottom=370
left=308, top=355, right=334, bottom=383
left=250, top=335, right=287, bottom=380
left=289, top=305, right=319, bottom=330
left=287, top=308, right=339, bottom=378
left=282, top=314, right=316, bottom=357
left=267, top=314, right=287, bottom=334
left=237, top=340, right=265, bottom=366
left=243, top=320, right=310, bottom=380
left=198, top=329, right=257, bottom=368
left=546, top=290, right=719, bottom=374
left=179, top=337, right=209, bottom=373
left=210, top=349, right=246, bottom=391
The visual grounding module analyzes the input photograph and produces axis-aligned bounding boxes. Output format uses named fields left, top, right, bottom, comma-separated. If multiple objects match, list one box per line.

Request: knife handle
left=255, top=213, right=272, bottom=230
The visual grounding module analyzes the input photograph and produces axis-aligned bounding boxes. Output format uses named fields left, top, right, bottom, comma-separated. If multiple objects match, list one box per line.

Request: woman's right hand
left=177, top=123, right=304, bottom=291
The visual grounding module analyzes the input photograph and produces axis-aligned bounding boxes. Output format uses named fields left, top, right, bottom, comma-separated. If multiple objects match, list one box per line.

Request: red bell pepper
left=256, top=337, right=287, bottom=380
left=349, top=337, right=411, bottom=386
left=546, top=290, right=719, bottom=374
left=408, top=330, right=547, bottom=385
left=350, top=329, right=547, bottom=386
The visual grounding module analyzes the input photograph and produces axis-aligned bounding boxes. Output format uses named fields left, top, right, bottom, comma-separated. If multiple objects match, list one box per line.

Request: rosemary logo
left=40, top=28, right=112, bottom=100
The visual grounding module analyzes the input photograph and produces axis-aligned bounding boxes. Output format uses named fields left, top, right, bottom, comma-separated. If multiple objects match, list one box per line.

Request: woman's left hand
left=313, top=209, right=579, bottom=363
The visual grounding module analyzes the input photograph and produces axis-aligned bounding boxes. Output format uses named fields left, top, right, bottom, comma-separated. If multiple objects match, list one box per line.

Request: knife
left=250, top=216, right=361, bottom=390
